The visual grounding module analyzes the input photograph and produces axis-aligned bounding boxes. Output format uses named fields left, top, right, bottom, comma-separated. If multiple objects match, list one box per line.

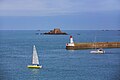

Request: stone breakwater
left=66, top=42, right=120, bottom=50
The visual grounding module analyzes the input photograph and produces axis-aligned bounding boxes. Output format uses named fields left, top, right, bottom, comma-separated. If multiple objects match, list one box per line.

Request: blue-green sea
left=0, top=30, right=120, bottom=80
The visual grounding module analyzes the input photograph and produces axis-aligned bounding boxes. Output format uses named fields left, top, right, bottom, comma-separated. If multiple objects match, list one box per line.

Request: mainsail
left=32, top=45, right=39, bottom=64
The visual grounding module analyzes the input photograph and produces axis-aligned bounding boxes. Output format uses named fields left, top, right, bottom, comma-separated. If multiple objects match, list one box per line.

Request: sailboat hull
left=27, top=65, right=42, bottom=69
left=90, top=49, right=105, bottom=54
left=90, top=51, right=105, bottom=54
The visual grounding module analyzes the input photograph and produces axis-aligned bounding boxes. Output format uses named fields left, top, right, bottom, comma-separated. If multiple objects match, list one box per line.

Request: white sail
left=32, top=45, right=39, bottom=64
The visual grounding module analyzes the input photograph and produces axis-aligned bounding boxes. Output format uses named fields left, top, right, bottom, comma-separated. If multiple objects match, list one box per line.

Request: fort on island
left=44, top=28, right=67, bottom=35
left=66, top=36, right=120, bottom=50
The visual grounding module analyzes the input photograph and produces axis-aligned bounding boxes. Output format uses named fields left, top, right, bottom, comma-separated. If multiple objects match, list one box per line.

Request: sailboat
left=27, top=45, right=42, bottom=69
left=90, top=48, right=105, bottom=54
left=90, top=37, right=105, bottom=54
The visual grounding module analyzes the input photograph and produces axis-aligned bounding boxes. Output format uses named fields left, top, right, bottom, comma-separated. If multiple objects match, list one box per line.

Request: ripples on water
left=0, top=30, right=120, bottom=80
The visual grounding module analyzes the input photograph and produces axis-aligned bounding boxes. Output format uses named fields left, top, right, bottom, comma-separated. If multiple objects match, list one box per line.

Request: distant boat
left=90, top=37, right=105, bottom=54
left=35, top=33, right=39, bottom=35
left=27, top=45, right=42, bottom=69
left=90, top=48, right=105, bottom=54
left=77, top=33, right=80, bottom=35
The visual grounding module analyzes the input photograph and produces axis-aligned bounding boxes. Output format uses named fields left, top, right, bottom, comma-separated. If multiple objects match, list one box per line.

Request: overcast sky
left=0, top=0, right=120, bottom=30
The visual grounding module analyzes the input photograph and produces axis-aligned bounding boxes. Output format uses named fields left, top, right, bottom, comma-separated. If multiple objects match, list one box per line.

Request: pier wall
left=66, top=42, right=120, bottom=50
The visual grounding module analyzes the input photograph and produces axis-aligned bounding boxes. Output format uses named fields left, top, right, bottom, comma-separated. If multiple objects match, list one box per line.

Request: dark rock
left=43, top=28, right=67, bottom=35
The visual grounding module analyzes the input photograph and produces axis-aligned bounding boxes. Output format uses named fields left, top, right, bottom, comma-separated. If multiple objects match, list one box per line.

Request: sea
left=0, top=30, right=120, bottom=80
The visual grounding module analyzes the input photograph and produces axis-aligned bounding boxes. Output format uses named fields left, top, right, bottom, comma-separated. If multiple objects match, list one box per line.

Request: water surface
left=0, top=30, right=120, bottom=80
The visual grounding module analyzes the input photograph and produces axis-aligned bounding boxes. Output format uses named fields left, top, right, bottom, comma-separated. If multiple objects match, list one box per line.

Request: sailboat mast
left=93, top=36, right=97, bottom=49
left=32, top=45, right=39, bottom=64
left=94, top=36, right=96, bottom=49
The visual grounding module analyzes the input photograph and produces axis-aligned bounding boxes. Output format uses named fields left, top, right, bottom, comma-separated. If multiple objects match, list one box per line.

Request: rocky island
left=44, top=28, right=67, bottom=35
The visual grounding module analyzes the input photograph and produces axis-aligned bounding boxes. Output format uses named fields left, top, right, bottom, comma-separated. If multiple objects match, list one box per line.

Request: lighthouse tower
left=66, top=36, right=75, bottom=46
left=70, top=36, right=74, bottom=43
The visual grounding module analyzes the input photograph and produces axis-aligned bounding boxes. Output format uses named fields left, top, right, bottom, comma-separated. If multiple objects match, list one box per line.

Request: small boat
left=90, top=48, right=105, bottom=54
left=35, top=33, right=39, bottom=35
left=27, top=45, right=42, bottom=69
left=90, top=36, right=105, bottom=54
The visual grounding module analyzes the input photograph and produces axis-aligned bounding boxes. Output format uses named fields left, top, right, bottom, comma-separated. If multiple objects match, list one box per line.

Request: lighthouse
left=70, top=36, right=74, bottom=43
left=66, top=36, right=75, bottom=46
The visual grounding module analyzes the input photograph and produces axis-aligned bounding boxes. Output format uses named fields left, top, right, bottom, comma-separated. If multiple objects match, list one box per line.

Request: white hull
left=90, top=49, right=105, bottom=54
left=90, top=51, right=105, bottom=54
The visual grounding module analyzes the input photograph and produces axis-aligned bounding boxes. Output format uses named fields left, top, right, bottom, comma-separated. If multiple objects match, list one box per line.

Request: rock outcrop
left=44, top=28, right=67, bottom=35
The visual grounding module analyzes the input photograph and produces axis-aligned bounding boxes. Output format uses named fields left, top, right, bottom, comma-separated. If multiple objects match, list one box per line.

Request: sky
left=0, top=0, right=120, bottom=30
